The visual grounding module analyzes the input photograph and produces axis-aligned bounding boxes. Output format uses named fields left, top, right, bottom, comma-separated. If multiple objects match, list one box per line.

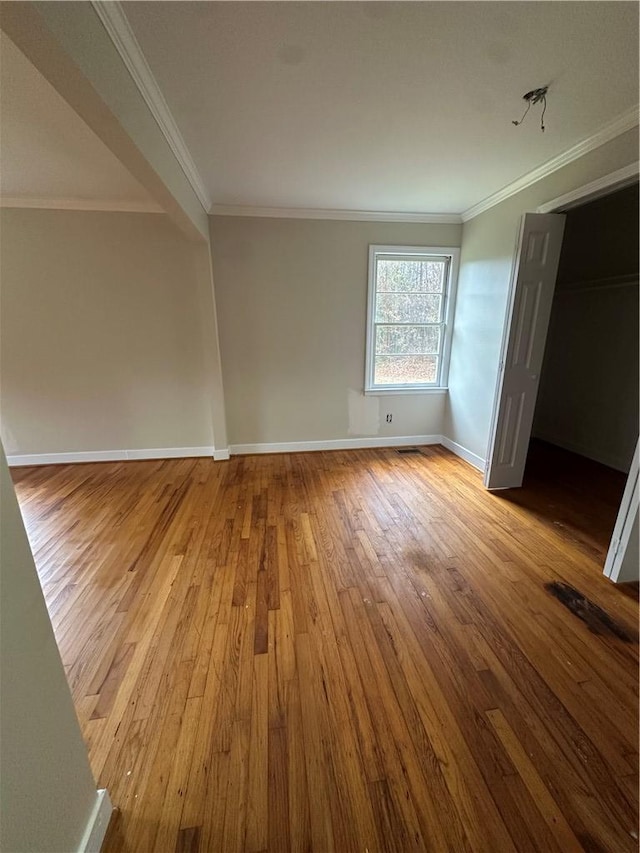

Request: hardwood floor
left=510, top=438, right=628, bottom=567
left=11, top=446, right=639, bottom=852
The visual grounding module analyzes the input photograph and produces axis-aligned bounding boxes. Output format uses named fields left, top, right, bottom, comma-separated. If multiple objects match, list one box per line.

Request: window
left=365, top=245, right=459, bottom=393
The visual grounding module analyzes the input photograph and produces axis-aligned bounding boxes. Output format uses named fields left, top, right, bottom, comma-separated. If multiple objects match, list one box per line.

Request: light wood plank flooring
left=12, top=446, right=639, bottom=852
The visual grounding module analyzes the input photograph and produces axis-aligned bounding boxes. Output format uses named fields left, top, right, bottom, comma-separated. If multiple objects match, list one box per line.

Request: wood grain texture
left=11, top=444, right=639, bottom=852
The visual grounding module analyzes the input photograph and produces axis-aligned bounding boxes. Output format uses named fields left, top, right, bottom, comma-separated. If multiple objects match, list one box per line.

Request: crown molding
left=210, top=205, right=463, bottom=224
left=462, top=105, right=639, bottom=222
left=91, top=1, right=211, bottom=214
left=0, top=196, right=164, bottom=213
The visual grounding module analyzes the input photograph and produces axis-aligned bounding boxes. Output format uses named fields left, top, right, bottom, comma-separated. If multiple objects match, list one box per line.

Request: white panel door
left=484, top=213, right=566, bottom=490
left=604, top=439, right=639, bottom=583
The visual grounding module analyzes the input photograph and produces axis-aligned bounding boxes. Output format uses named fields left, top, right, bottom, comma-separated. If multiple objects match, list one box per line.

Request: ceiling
left=0, top=3, right=637, bottom=217
left=123, top=1, right=639, bottom=214
left=0, top=33, right=159, bottom=211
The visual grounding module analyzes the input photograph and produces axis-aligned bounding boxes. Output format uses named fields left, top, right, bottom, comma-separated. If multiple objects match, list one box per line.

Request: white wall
left=0, top=209, right=215, bottom=457
left=533, top=283, right=638, bottom=471
left=0, top=445, right=101, bottom=851
left=210, top=216, right=461, bottom=447
left=443, top=127, right=639, bottom=463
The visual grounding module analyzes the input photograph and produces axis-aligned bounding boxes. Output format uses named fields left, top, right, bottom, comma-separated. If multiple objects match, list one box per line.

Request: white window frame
left=365, top=245, right=460, bottom=394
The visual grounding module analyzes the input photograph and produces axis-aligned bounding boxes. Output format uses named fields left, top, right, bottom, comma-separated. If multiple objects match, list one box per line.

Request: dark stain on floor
left=545, top=581, right=633, bottom=642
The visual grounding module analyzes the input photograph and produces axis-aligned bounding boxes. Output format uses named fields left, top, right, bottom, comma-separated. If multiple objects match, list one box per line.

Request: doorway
left=532, top=185, right=639, bottom=470
left=485, top=178, right=639, bottom=578
left=528, top=183, right=639, bottom=571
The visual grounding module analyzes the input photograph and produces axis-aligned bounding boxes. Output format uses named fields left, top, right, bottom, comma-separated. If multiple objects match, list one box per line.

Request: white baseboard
left=439, top=436, right=486, bottom=471
left=5, top=437, right=486, bottom=471
left=77, top=789, right=112, bottom=853
left=6, top=446, right=218, bottom=466
left=229, top=434, right=442, bottom=455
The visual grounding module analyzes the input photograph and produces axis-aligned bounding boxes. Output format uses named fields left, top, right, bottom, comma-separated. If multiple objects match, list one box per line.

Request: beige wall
left=0, top=445, right=100, bottom=851
left=0, top=209, right=215, bottom=456
left=210, top=217, right=461, bottom=446
left=443, top=126, right=639, bottom=462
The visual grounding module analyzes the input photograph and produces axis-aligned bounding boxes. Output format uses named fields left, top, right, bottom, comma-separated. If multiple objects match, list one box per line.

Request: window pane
left=377, top=259, right=445, bottom=293
left=374, top=355, right=438, bottom=385
left=375, top=325, right=441, bottom=355
left=375, top=293, right=441, bottom=323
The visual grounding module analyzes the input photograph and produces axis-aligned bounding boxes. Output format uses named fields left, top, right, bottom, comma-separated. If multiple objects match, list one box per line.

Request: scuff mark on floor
left=545, top=581, right=633, bottom=642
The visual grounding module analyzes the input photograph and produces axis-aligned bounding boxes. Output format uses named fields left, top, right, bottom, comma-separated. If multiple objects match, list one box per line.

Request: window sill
left=364, top=387, right=448, bottom=396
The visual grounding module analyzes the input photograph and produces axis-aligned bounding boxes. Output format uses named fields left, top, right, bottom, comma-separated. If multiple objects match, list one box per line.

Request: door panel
left=496, top=392, right=525, bottom=467
left=484, top=213, right=566, bottom=490
left=512, top=281, right=542, bottom=368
